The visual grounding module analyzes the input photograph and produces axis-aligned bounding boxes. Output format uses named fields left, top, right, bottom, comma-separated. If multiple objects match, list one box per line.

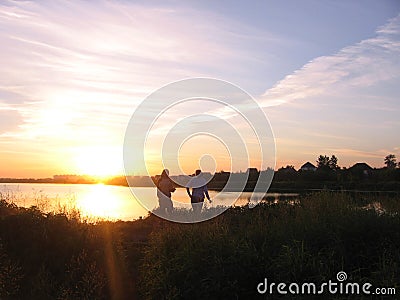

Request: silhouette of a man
left=186, top=169, right=211, bottom=214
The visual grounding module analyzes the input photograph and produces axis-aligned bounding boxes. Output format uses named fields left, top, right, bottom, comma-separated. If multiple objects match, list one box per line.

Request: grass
left=139, top=193, right=400, bottom=299
left=0, top=192, right=399, bottom=299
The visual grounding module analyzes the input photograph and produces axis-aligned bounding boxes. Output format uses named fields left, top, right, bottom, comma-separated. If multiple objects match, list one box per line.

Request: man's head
left=195, top=169, right=201, bottom=176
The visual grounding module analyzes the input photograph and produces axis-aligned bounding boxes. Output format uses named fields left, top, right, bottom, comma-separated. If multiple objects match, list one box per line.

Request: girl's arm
left=204, top=185, right=211, bottom=201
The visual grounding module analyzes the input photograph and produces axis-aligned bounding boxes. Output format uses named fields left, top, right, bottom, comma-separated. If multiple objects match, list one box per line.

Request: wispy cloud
left=326, top=147, right=400, bottom=167
left=0, top=0, right=272, bottom=142
left=258, top=14, right=400, bottom=169
left=259, top=14, right=400, bottom=107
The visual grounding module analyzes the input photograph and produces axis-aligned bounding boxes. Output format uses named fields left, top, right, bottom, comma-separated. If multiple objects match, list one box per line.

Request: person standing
left=186, top=169, right=211, bottom=214
left=156, top=169, right=175, bottom=215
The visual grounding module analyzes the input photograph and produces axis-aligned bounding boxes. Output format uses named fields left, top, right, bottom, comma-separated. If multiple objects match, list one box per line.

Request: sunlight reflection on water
left=0, top=183, right=297, bottom=221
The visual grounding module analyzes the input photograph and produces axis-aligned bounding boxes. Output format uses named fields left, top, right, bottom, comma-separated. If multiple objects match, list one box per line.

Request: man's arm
left=186, top=187, right=192, bottom=197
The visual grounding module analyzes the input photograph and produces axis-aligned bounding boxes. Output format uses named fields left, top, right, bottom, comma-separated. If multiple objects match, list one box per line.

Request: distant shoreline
left=1, top=180, right=399, bottom=195
left=2, top=164, right=400, bottom=193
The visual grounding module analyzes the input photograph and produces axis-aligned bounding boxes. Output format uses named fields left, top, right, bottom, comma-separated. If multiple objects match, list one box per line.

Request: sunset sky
left=1, top=0, right=399, bottom=178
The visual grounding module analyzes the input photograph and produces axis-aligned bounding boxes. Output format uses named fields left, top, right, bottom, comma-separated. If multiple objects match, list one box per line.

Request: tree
left=277, top=165, right=296, bottom=172
left=384, top=154, right=397, bottom=169
left=275, top=165, right=297, bottom=181
left=328, top=155, right=339, bottom=170
left=317, top=155, right=340, bottom=171
left=316, top=155, right=330, bottom=169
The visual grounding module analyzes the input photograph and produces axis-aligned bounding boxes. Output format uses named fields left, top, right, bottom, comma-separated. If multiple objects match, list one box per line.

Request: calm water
left=0, top=183, right=296, bottom=221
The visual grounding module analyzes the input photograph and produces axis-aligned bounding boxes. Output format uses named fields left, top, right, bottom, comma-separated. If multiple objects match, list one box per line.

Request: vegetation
left=0, top=194, right=150, bottom=299
left=316, top=154, right=339, bottom=170
left=140, top=193, right=400, bottom=299
left=384, top=154, right=397, bottom=169
left=1, top=191, right=400, bottom=299
left=270, top=154, right=400, bottom=192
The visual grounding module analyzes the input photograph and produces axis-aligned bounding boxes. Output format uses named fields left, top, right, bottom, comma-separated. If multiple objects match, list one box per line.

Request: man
left=186, top=169, right=212, bottom=214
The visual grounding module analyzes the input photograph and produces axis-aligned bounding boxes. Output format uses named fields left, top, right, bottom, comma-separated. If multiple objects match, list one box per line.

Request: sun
left=74, top=146, right=122, bottom=177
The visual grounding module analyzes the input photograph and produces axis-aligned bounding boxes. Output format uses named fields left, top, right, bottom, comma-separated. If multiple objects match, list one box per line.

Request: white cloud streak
left=259, top=14, right=400, bottom=107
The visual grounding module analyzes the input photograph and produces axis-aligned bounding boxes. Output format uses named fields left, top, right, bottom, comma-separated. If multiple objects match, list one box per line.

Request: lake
left=0, top=183, right=297, bottom=221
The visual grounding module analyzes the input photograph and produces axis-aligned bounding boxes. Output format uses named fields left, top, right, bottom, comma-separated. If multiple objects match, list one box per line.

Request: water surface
left=0, top=183, right=296, bottom=221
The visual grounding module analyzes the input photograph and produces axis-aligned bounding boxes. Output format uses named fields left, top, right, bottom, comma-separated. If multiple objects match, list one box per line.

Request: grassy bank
left=1, top=192, right=399, bottom=299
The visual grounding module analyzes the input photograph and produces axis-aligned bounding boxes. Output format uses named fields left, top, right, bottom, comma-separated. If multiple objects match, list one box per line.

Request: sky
left=0, top=0, right=399, bottom=177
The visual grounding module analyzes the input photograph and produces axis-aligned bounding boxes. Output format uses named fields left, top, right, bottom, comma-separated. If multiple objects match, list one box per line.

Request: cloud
left=258, top=14, right=400, bottom=169
left=0, top=0, right=274, bottom=144
left=259, top=14, right=400, bottom=107
left=327, top=148, right=386, bottom=159
left=0, top=109, right=22, bottom=134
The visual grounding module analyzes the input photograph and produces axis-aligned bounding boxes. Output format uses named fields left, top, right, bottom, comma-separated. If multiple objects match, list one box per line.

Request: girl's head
left=161, top=169, right=170, bottom=178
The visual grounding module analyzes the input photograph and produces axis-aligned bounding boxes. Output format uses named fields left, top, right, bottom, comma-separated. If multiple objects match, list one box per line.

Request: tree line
left=271, top=154, right=400, bottom=191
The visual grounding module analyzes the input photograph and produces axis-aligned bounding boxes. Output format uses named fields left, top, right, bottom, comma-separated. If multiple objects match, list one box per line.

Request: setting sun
left=74, top=146, right=122, bottom=177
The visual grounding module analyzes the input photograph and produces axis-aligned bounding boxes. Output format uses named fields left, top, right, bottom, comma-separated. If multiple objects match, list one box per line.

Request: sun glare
left=74, top=146, right=122, bottom=177
left=77, top=184, right=125, bottom=220
left=73, top=184, right=150, bottom=221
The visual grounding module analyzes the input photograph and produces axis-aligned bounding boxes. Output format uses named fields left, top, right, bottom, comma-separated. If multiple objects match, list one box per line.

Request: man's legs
left=191, top=196, right=204, bottom=214
left=166, top=198, right=173, bottom=215
left=159, top=196, right=173, bottom=216
left=192, top=202, right=203, bottom=214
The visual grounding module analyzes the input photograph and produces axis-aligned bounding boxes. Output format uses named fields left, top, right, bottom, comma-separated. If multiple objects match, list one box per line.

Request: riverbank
left=1, top=192, right=399, bottom=299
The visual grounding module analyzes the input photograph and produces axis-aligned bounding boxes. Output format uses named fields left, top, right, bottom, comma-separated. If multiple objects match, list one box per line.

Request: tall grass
left=0, top=193, right=108, bottom=299
left=139, top=192, right=400, bottom=299
left=1, top=192, right=399, bottom=299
